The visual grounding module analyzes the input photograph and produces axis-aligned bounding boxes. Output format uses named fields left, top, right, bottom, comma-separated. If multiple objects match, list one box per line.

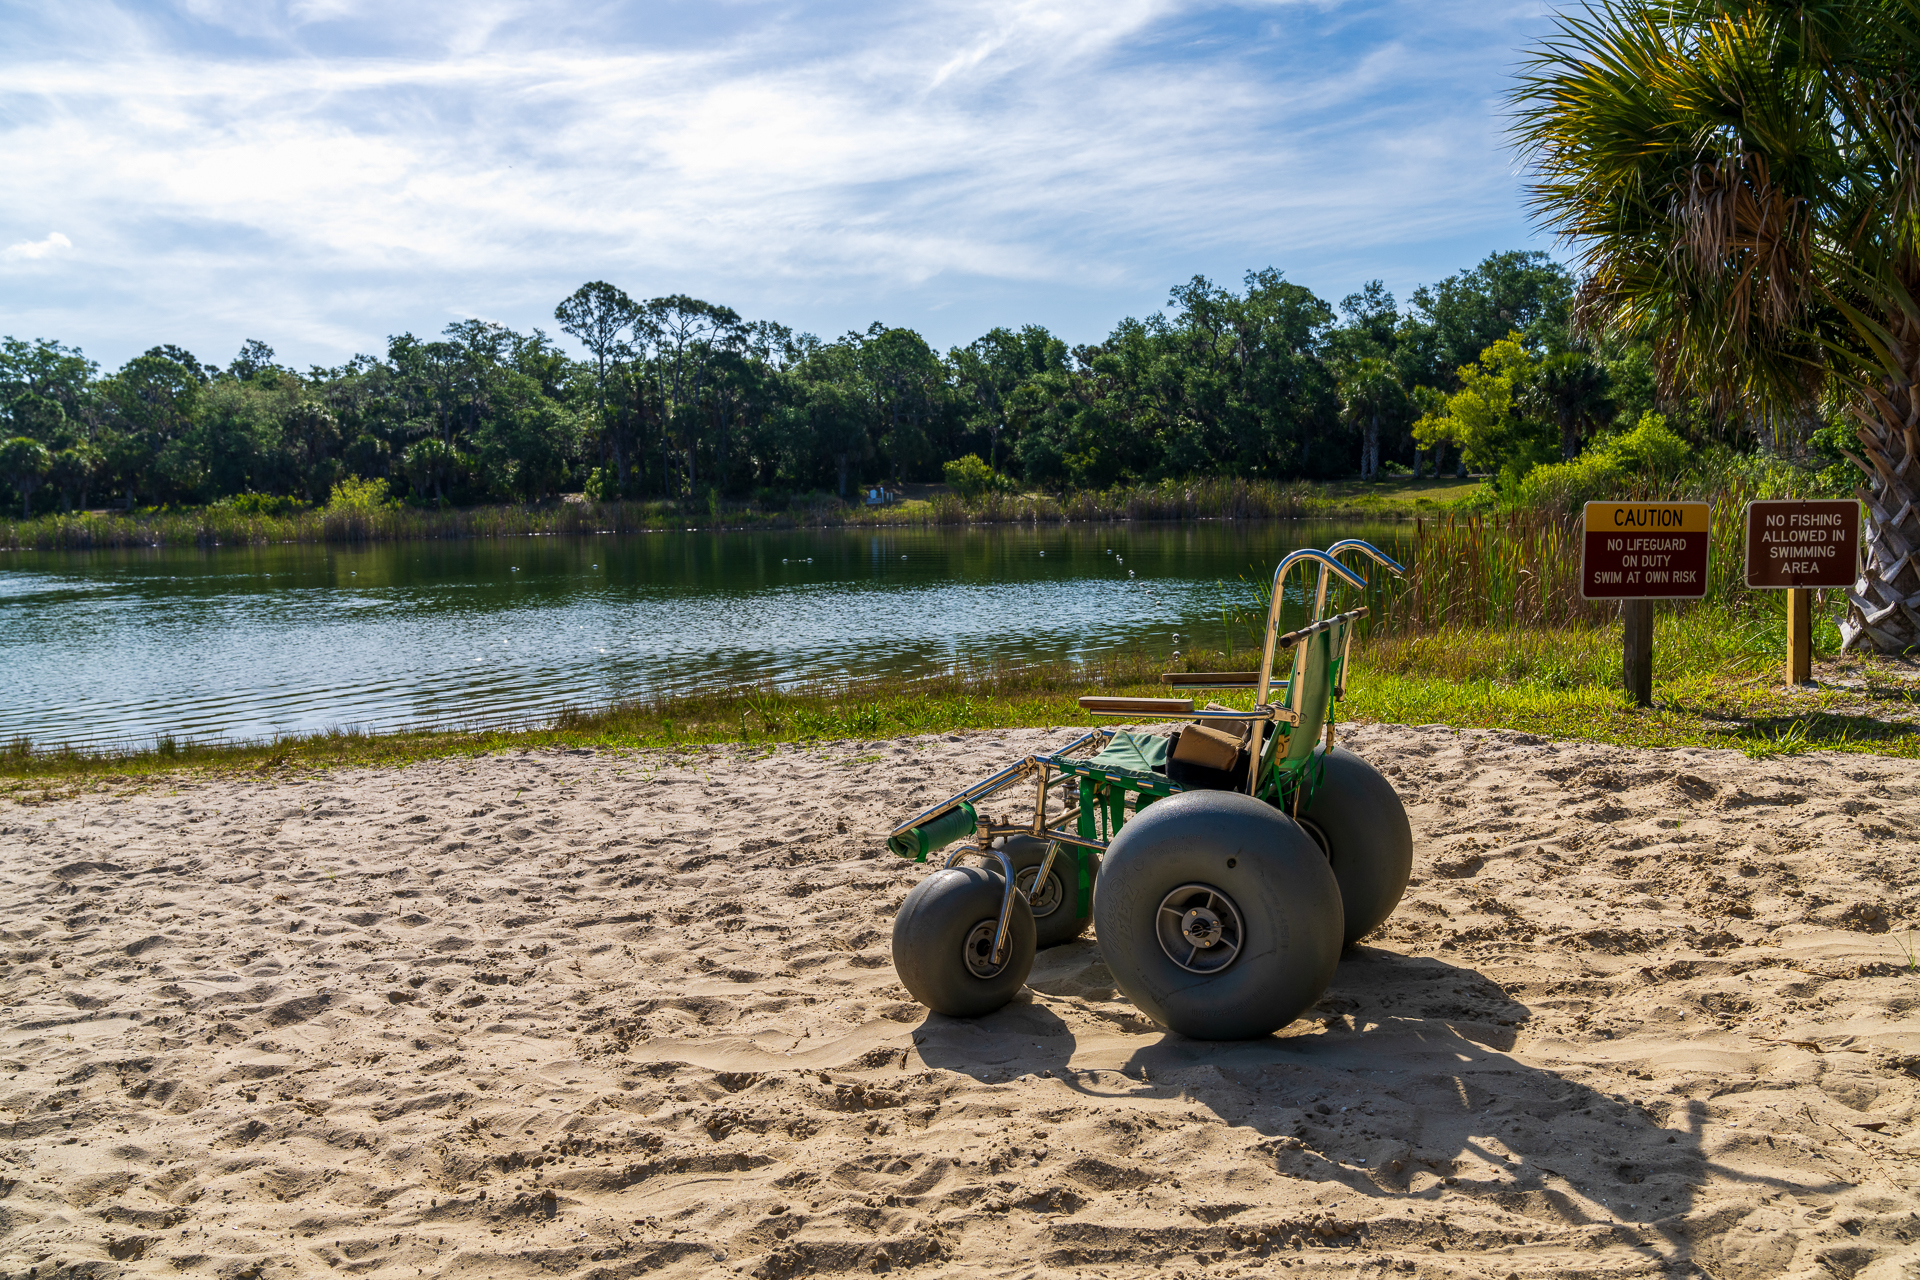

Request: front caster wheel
left=1093, top=789, right=1342, bottom=1040
left=998, top=835, right=1098, bottom=949
left=891, top=866, right=1036, bottom=1018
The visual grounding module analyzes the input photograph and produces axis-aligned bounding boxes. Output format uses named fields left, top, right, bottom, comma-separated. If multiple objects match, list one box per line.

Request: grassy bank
left=0, top=476, right=1485, bottom=551
left=6, top=610, right=1914, bottom=801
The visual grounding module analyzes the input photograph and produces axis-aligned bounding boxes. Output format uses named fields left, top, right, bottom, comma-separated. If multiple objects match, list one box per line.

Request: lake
left=0, top=521, right=1405, bottom=749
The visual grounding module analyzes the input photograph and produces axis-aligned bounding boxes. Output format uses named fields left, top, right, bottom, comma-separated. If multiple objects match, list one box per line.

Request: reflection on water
left=0, top=522, right=1406, bottom=747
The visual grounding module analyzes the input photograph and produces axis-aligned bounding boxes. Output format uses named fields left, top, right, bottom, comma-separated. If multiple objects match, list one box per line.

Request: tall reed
left=1376, top=462, right=1816, bottom=636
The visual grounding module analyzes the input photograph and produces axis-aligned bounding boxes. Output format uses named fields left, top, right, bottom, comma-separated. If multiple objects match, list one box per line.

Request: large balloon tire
left=891, top=866, right=1036, bottom=1019
left=997, top=835, right=1098, bottom=950
left=1296, top=746, right=1413, bottom=947
left=1092, top=790, right=1342, bottom=1040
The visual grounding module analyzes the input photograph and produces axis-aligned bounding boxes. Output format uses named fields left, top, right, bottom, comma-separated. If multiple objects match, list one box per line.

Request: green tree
left=1328, top=281, right=1398, bottom=362
left=951, top=325, right=1067, bottom=471
left=0, top=338, right=98, bottom=448
left=638, top=295, right=744, bottom=497
left=555, top=282, right=640, bottom=492
left=49, top=443, right=102, bottom=510
left=1514, top=0, right=1920, bottom=651
left=228, top=339, right=279, bottom=381
left=402, top=437, right=459, bottom=503
left=1395, top=251, right=1574, bottom=389
left=282, top=400, right=342, bottom=502
left=799, top=352, right=875, bottom=499
left=102, top=348, right=205, bottom=506
left=196, top=376, right=302, bottom=497
left=1532, top=351, right=1614, bottom=460
left=1405, top=385, right=1452, bottom=476
left=472, top=372, right=583, bottom=501
left=0, top=436, right=51, bottom=516
left=848, top=324, right=948, bottom=488
left=1412, top=335, right=1554, bottom=479
left=1337, top=357, right=1406, bottom=479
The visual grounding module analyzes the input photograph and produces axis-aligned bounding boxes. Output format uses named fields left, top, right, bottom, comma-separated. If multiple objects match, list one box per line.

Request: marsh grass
left=0, top=476, right=1465, bottom=550
left=1384, top=458, right=1833, bottom=627
left=1, top=499, right=721, bottom=551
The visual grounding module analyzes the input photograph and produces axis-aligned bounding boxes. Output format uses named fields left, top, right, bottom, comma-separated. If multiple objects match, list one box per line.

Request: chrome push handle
left=1269, top=547, right=1368, bottom=595
left=1324, top=538, right=1406, bottom=577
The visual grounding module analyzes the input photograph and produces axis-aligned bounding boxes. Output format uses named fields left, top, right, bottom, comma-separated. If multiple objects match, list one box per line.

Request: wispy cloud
left=3, top=231, right=73, bottom=261
left=0, top=0, right=1558, bottom=368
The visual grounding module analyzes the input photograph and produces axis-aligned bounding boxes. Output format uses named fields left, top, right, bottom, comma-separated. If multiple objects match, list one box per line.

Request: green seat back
left=1260, top=615, right=1352, bottom=776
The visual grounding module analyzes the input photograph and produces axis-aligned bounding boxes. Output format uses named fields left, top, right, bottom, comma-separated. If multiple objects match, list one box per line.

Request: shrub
left=1509, top=451, right=1623, bottom=514
left=1600, top=412, right=1690, bottom=477
left=326, top=476, right=397, bottom=513
left=942, top=453, right=999, bottom=500
left=219, top=492, right=306, bottom=516
left=1509, top=413, right=1691, bottom=513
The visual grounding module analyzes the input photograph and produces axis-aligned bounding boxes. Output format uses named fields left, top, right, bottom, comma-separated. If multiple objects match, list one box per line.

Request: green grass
left=6, top=608, right=1914, bottom=803
left=1302, top=474, right=1488, bottom=515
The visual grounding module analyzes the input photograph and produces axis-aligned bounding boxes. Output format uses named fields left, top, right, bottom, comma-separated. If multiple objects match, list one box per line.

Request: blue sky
left=1, top=0, right=1561, bottom=371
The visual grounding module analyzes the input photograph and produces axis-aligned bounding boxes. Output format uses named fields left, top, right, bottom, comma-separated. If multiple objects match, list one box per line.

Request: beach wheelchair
left=886, top=540, right=1412, bottom=1040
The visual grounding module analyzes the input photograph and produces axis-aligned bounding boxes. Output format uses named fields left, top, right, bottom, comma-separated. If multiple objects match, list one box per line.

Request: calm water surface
left=0, top=522, right=1406, bottom=747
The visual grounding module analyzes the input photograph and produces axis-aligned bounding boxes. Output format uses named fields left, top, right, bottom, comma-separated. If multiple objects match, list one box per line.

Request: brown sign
left=1744, top=499, right=1860, bottom=588
left=1580, top=502, right=1711, bottom=599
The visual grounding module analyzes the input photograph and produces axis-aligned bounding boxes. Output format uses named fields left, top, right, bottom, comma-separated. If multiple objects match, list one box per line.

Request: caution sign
left=1744, top=499, right=1859, bottom=589
left=1581, top=502, right=1711, bottom=599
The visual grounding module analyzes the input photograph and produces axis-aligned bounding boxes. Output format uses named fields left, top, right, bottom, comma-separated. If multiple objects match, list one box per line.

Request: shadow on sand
left=910, top=941, right=1836, bottom=1275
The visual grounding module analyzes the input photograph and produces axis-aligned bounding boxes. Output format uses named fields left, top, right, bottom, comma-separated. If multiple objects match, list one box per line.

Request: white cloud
left=2, top=231, right=73, bottom=261
left=0, top=0, right=1560, bottom=367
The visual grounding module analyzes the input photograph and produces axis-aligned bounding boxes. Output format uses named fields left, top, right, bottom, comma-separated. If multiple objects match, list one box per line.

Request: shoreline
left=0, top=477, right=1484, bottom=552
left=5, top=644, right=1916, bottom=796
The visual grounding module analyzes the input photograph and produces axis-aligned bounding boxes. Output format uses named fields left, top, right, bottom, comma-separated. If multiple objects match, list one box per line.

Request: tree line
left=1, top=250, right=1704, bottom=518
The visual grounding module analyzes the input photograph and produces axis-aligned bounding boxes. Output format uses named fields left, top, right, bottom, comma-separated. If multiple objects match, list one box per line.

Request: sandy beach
left=2, top=722, right=1917, bottom=1279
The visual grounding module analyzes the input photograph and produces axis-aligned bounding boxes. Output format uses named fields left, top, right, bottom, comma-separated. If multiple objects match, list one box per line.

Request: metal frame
left=885, top=540, right=1405, bottom=974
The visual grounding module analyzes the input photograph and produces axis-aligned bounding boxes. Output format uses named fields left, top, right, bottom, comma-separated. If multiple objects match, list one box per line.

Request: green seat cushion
left=1089, top=731, right=1171, bottom=775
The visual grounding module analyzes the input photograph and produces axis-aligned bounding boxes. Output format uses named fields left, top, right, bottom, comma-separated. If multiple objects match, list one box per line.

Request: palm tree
left=1514, top=0, right=1920, bottom=651
left=1533, top=351, right=1612, bottom=460
left=1338, top=357, right=1405, bottom=480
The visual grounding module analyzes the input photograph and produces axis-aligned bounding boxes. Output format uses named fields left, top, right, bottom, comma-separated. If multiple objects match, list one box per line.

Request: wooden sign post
left=1581, top=501, right=1711, bottom=706
left=1744, top=499, right=1861, bottom=685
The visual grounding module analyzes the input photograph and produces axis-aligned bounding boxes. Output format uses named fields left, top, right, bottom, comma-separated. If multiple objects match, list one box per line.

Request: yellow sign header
left=1583, top=501, right=1710, bottom=534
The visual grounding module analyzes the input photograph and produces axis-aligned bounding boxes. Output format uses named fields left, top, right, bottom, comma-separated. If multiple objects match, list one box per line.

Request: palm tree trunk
left=1841, top=307, right=1920, bottom=653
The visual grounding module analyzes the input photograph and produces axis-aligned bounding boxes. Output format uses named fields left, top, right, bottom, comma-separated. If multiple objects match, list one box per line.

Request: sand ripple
left=1, top=725, right=1917, bottom=1278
